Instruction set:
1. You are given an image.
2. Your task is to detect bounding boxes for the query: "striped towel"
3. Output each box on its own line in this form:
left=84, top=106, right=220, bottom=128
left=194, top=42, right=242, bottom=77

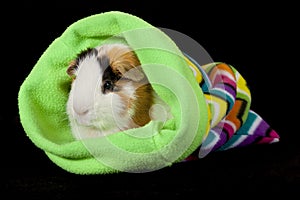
left=184, top=54, right=280, bottom=160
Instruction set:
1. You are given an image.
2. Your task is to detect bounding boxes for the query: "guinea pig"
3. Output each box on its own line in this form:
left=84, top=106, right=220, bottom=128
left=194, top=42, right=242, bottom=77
left=66, top=43, right=171, bottom=139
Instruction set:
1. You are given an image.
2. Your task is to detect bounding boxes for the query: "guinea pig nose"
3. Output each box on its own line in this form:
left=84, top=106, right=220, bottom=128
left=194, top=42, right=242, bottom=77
left=73, top=107, right=89, bottom=116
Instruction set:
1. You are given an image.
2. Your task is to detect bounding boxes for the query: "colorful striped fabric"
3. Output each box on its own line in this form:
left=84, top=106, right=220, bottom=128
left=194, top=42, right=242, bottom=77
left=184, top=54, right=280, bottom=160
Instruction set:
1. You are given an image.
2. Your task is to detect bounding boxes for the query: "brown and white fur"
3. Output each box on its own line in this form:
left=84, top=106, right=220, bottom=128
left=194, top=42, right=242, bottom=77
left=66, top=43, right=171, bottom=139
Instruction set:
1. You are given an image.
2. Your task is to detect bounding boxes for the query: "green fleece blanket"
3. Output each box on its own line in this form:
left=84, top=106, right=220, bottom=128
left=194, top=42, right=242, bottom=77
left=18, top=11, right=279, bottom=174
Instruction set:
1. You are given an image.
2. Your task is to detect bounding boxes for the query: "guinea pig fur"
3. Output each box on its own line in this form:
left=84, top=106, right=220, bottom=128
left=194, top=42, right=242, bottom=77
left=66, top=43, right=171, bottom=139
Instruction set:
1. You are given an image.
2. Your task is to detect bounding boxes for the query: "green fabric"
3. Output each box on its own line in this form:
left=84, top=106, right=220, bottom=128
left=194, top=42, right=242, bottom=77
left=18, top=11, right=208, bottom=174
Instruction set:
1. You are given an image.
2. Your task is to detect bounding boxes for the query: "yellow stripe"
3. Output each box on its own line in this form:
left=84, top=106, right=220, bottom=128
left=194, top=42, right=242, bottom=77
left=184, top=56, right=203, bottom=84
left=236, top=73, right=250, bottom=96
left=204, top=93, right=228, bottom=127
left=203, top=103, right=212, bottom=140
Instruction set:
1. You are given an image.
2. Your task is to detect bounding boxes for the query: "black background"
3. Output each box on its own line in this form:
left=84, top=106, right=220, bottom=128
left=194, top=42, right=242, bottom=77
left=2, top=1, right=298, bottom=199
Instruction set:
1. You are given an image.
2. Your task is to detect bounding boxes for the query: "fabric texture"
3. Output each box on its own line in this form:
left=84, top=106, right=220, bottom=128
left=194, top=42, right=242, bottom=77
left=18, top=11, right=279, bottom=174
left=183, top=56, right=279, bottom=160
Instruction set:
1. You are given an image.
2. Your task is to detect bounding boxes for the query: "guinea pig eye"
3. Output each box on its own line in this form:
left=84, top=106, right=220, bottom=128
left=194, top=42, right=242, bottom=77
left=103, top=80, right=114, bottom=93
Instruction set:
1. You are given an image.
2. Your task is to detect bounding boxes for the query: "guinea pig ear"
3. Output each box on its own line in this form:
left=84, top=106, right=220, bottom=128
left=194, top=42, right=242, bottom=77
left=116, top=65, right=145, bottom=82
left=66, top=60, right=77, bottom=79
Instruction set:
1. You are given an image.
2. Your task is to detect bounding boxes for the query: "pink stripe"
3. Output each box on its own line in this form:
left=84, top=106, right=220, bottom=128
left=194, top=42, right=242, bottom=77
left=223, top=122, right=235, bottom=138
left=269, top=130, right=280, bottom=139
left=212, top=75, right=236, bottom=87
left=257, top=137, right=275, bottom=144
left=217, top=121, right=236, bottom=139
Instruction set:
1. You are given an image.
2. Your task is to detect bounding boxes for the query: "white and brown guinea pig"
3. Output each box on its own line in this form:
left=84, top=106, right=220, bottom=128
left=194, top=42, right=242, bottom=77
left=66, top=43, right=171, bottom=139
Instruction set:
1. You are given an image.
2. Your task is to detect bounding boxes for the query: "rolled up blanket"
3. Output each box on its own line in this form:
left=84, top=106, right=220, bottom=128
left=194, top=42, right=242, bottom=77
left=183, top=58, right=280, bottom=160
left=18, top=11, right=279, bottom=174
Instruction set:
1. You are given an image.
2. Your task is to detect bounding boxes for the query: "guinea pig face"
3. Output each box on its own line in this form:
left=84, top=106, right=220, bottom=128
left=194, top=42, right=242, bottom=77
left=66, top=44, right=154, bottom=138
